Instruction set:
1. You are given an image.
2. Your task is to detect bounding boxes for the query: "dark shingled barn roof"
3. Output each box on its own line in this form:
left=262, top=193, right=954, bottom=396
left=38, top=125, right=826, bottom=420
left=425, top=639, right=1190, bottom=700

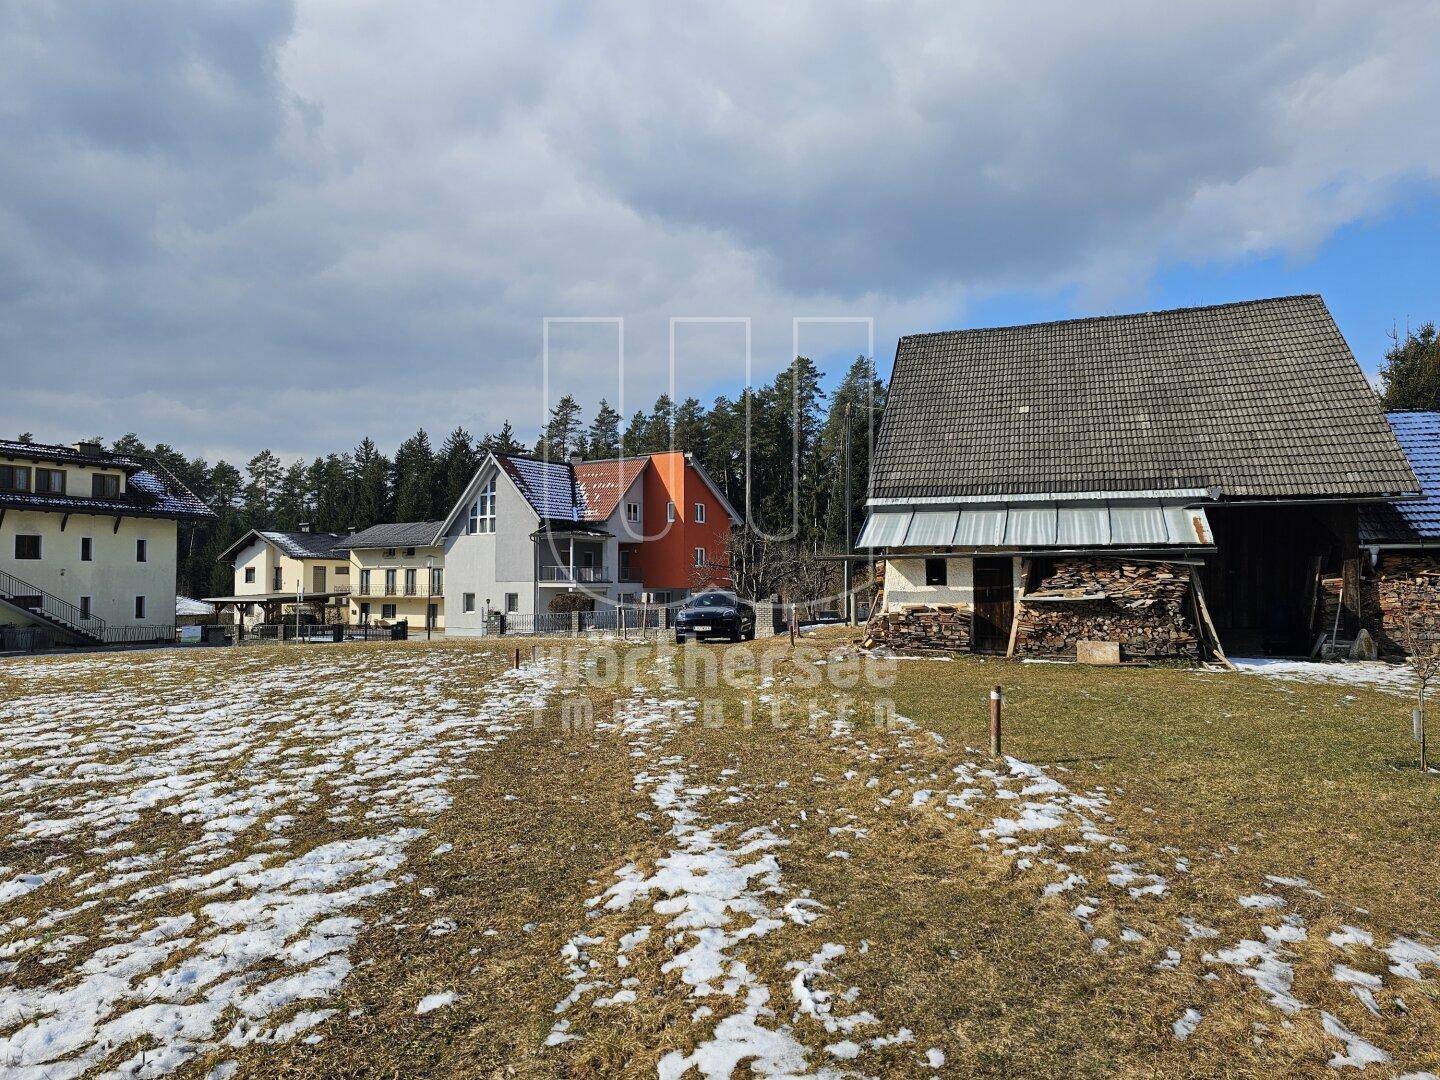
left=869, top=295, right=1420, bottom=503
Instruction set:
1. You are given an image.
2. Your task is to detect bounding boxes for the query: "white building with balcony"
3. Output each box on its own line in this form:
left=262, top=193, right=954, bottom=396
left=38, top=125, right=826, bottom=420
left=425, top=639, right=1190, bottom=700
left=0, top=438, right=214, bottom=645
left=438, top=452, right=649, bottom=634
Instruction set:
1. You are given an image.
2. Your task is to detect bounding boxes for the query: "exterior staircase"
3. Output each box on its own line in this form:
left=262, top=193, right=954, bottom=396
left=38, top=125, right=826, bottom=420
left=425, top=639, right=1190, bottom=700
left=0, top=567, right=107, bottom=645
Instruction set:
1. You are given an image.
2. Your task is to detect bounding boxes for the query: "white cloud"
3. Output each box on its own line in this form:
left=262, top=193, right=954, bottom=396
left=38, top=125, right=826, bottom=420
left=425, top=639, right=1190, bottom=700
left=0, top=0, right=1437, bottom=459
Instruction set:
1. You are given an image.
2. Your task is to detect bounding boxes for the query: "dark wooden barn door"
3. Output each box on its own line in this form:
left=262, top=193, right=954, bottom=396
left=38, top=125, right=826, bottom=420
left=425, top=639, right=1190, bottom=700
left=1197, top=505, right=1355, bottom=656
left=973, top=558, right=1014, bottom=654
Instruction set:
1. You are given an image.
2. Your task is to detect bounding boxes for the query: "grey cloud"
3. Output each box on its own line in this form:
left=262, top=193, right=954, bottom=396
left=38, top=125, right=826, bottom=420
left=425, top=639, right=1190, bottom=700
left=0, top=1, right=1436, bottom=460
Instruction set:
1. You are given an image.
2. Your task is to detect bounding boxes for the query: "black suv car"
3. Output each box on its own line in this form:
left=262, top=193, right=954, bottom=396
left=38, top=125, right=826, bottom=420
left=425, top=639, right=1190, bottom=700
left=674, top=591, right=756, bottom=643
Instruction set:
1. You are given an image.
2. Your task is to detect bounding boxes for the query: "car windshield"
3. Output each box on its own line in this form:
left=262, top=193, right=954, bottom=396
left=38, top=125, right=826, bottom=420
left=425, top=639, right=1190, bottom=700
left=689, top=592, right=734, bottom=607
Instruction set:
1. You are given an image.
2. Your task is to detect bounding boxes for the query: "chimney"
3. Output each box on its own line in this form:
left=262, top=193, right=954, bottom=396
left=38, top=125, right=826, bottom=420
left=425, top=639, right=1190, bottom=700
left=568, top=449, right=583, bottom=467
left=73, top=440, right=103, bottom=457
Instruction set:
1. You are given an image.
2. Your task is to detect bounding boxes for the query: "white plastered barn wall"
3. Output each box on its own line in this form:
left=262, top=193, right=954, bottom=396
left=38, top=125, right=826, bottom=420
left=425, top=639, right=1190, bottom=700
left=881, top=556, right=1024, bottom=612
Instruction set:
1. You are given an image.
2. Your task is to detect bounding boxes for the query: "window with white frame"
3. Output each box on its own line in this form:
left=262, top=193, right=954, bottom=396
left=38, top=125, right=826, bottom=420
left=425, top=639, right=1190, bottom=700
left=666, top=501, right=676, bottom=522
left=477, top=476, right=496, bottom=532
left=694, top=501, right=706, bottom=523
left=625, top=501, right=640, bottom=523
left=693, top=547, right=706, bottom=567
left=463, top=592, right=476, bottom=613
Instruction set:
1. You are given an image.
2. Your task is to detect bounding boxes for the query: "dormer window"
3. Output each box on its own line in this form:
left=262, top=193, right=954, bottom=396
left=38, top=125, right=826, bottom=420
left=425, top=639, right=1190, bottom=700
left=91, top=473, right=121, bottom=499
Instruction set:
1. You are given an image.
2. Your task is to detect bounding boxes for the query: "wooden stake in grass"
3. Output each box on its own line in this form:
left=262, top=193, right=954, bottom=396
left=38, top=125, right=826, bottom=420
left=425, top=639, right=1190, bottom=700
left=514, top=646, right=520, bottom=669
left=990, top=684, right=1003, bottom=757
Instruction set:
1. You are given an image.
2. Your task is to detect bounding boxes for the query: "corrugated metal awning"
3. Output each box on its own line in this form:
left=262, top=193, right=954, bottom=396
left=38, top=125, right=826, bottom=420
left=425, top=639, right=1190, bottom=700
left=856, top=501, right=1212, bottom=550
left=855, top=509, right=913, bottom=548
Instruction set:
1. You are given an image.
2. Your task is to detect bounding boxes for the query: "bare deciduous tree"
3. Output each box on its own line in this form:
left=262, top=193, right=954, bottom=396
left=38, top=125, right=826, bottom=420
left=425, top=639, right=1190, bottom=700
left=1399, top=611, right=1440, bottom=774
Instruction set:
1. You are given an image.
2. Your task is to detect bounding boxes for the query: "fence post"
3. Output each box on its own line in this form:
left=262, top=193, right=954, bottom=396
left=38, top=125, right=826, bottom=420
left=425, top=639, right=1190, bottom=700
left=571, top=610, right=580, bottom=636
left=990, top=685, right=1003, bottom=757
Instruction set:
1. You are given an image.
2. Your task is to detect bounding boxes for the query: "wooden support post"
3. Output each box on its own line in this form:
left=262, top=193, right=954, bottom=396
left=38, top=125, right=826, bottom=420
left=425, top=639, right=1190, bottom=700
left=789, top=605, right=797, bottom=645
left=990, top=685, right=1002, bottom=757
left=513, top=646, right=520, bottom=669
left=1189, top=567, right=1235, bottom=671
left=1006, top=558, right=1027, bottom=658
left=1339, top=503, right=1363, bottom=637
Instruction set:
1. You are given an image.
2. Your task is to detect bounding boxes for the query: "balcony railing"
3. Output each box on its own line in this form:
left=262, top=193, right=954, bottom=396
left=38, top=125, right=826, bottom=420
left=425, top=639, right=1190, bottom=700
left=353, top=583, right=441, bottom=598
left=539, top=565, right=612, bottom=583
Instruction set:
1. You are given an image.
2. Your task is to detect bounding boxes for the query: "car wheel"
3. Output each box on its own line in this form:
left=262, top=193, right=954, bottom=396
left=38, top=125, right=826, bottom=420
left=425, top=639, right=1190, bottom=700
left=730, top=625, right=742, bottom=643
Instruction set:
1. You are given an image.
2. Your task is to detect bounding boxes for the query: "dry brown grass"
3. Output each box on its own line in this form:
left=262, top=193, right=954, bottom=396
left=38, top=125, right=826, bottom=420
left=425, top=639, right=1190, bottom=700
left=2, top=634, right=1438, bottom=1077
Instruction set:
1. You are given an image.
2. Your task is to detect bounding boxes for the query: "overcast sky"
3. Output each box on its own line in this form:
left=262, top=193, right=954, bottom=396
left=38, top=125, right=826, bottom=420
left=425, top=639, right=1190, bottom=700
left=3, top=1, right=1439, bottom=464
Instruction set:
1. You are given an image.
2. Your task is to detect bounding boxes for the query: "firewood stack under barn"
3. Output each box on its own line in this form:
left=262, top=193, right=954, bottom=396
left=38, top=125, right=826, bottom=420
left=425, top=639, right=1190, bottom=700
left=864, top=605, right=972, bottom=651
left=1015, top=558, right=1199, bottom=661
left=1347, top=554, right=1440, bottom=656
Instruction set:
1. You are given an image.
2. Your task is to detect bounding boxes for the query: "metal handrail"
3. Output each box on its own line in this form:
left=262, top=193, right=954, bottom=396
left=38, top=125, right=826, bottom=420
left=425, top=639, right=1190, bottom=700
left=354, top=583, right=440, bottom=598
left=0, top=567, right=108, bottom=637
left=539, top=565, right=611, bottom=583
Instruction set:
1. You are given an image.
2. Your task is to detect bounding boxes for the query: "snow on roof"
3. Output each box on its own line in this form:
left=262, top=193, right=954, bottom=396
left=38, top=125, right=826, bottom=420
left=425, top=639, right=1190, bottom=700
left=257, top=530, right=351, bottom=558
left=497, top=455, right=587, bottom=520
left=175, top=596, right=215, bottom=617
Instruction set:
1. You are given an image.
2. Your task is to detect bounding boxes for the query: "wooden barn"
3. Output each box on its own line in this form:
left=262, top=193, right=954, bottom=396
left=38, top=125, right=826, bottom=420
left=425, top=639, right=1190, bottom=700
left=860, top=295, right=1421, bottom=661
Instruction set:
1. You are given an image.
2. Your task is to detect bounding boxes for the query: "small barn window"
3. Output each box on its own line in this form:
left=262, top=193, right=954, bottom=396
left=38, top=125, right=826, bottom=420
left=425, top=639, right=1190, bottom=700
left=924, top=558, right=947, bottom=586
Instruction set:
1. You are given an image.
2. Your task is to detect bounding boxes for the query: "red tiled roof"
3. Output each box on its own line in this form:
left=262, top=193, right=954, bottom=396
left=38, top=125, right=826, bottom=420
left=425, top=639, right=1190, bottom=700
left=574, top=458, right=648, bottom=521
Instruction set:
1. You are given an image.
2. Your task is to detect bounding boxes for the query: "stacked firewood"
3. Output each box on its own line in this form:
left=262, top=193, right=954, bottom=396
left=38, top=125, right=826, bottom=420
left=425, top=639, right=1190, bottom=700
left=1359, top=554, right=1440, bottom=656
left=864, top=604, right=971, bottom=651
left=1016, top=558, right=1198, bottom=661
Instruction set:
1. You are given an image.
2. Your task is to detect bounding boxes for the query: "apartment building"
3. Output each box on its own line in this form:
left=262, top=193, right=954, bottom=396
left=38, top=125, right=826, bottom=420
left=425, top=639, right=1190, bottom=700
left=0, top=438, right=214, bottom=644
left=343, top=521, right=445, bottom=630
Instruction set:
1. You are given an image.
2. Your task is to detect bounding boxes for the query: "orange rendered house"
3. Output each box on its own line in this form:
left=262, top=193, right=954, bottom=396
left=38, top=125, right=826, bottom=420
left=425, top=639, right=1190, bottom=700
left=574, top=451, right=741, bottom=604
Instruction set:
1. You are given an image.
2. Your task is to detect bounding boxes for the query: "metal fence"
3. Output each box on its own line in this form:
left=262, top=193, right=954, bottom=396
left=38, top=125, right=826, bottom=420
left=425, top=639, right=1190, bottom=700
left=481, top=606, right=668, bottom=638
left=0, top=626, right=58, bottom=652
left=99, top=624, right=177, bottom=645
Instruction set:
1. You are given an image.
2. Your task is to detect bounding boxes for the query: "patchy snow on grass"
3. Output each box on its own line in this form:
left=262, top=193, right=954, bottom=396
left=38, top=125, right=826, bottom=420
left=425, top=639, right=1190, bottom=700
left=1231, top=658, right=1417, bottom=696
left=547, top=665, right=907, bottom=1078
left=1172, top=1008, right=1203, bottom=1041
left=0, top=647, right=558, bottom=1078
left=785, top=687, right=1440, bottom=1075
left=415, top=991, right=456, bottom=1015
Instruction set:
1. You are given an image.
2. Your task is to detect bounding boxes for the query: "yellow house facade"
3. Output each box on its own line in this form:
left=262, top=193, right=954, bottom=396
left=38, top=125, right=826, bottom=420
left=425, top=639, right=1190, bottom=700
left=212, top=528, right=352, bottom=629
left=0, top=438, right=214, bottom=644
left=344, top=521, right=445, bottom=630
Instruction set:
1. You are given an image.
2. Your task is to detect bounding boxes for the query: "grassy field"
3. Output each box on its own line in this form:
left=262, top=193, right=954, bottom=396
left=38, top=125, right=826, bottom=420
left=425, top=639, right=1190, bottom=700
left=1, top=633, right=1437, bottom=1078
